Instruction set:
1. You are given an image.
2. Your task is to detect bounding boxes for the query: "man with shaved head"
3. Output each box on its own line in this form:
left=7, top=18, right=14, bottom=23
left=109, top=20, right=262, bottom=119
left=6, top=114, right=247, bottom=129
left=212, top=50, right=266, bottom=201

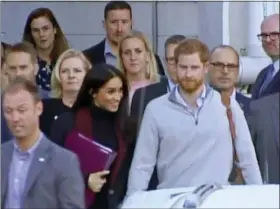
left=208, top=45, right=251, bottom=116
left=251, top=13, right=280, bottom=99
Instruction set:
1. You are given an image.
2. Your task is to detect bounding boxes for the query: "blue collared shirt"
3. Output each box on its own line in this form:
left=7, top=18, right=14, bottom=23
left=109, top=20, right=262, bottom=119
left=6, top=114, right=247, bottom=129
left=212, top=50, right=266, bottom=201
left=104, top=39, right=117, bottom=66
left=175, top=84, right=207, bottom=119
left=5, top=134, right=43, bottom=208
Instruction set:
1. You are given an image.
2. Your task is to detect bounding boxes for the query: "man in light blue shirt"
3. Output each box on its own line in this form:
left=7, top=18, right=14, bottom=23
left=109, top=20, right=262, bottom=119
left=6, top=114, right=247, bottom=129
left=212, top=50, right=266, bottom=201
left=5, top=135, right=42, bottom=208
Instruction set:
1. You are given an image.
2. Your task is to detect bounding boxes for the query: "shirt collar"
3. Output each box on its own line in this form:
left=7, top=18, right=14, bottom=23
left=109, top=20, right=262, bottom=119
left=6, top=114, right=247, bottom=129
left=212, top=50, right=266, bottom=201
left=104, top=39, right=116, bottom=57
left=174, top=84, right=207, bottom=108
left=168, top=79, right=176, bottom=91
left=14, top=132, right=43, bottom=155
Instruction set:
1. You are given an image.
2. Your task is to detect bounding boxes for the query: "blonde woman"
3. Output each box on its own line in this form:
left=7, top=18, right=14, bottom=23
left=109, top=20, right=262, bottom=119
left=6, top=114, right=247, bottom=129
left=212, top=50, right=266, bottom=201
left=117, top=30, right=161, bottom=108
left=40, top=49, right=91, bottom=137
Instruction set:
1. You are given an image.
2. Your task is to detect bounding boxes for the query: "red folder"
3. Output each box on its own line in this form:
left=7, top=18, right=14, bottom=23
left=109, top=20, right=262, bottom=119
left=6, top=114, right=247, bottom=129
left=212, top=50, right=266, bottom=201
left=65, top=130, right=117, bottom=207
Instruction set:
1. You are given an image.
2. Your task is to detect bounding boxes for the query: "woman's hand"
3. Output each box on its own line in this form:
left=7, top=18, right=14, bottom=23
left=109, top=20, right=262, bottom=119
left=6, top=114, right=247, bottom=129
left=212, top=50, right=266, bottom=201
left=88, top=170, right=110, bottom=193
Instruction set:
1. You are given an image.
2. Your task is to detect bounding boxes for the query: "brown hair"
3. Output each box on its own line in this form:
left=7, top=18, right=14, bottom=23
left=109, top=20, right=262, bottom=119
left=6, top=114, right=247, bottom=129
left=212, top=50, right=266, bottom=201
left=2, top=76, right=41, bottom=102
left=22, top=7, right=70, bottom=63
left=174, top=39, right=210, bottom=64
left=5, top=42, right=38, bottom=64
left=104, top=1, right=132, bottom=19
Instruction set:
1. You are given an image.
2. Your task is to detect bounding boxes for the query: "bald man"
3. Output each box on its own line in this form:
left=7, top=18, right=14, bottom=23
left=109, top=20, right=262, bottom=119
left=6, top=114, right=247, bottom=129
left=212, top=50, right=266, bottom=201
left=208, top=45, right=251, bottom=116
left=251, top=13, right=280, bottom=100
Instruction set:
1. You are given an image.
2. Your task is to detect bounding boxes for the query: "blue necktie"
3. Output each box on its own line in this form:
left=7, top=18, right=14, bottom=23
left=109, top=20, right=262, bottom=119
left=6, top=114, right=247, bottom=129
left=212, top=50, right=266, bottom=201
left=259, top=64, right=274, bottom=95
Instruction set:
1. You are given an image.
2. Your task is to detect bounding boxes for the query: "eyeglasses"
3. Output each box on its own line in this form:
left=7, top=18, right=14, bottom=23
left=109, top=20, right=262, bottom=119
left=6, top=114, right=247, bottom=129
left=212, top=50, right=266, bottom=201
left=210, top=62, right=239, bottom=72
left=257, top=32, right=280, bottom=41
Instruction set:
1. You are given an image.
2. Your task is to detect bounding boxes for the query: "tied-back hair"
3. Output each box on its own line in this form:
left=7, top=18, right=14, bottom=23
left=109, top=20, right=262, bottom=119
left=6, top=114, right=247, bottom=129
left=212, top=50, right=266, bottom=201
left=72, top=63, right=130, bottom=136
left=22, top=7, right=70, bottom=63
left=51, top=49, right=92, bottom=98
left=117, top=30, right=160, bottom=83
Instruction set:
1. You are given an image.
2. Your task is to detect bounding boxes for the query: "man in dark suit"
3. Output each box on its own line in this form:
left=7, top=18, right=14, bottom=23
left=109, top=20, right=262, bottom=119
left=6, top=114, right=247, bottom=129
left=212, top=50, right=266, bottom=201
left=251, top=14, right=279, bottom=100
left=128, top=35, right=186, bottom=190
left=1, top=77, right=85, bottom=208
left=249, top=93, right=279, bottom=184
left=83, top=1, right=165, bottom=75
left=208, top=45, right=251, bottom=116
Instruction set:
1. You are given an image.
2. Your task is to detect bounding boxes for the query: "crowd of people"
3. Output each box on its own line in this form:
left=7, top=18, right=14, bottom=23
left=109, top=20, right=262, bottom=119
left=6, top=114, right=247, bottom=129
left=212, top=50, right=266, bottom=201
left=1, top=1, right=279, bottom=209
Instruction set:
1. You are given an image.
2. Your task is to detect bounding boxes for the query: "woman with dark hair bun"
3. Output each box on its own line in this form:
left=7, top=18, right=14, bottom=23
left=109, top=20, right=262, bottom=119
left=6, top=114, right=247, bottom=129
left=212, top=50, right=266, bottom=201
left=23, top=7, right=70, bottom=91
left=50, top=63, right=132, bottom=209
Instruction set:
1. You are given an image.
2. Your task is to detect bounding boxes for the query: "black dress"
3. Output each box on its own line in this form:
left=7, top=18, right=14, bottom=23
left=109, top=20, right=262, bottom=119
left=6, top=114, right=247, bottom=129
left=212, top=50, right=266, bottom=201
left=49, top=104, right=130, bottom=209
left=40, top=98, right=71, bottom=138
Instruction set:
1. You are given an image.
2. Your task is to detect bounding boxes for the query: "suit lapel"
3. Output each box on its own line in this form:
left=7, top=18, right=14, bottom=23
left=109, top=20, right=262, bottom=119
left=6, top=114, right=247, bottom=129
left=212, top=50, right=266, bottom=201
left=253, top=69, right=267, bottom=98
left=23, top=137, right=51, bottom=197
left=100, top=39, right=106, bottom=63
left=264, top=70, right=280, bottom=95
left=1, top=142, right=14, bottom=205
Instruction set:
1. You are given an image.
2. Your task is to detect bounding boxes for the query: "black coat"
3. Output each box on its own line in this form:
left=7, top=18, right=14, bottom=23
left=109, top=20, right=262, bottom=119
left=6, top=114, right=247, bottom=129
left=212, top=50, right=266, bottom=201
left=50, top=109, right=132, bottom=209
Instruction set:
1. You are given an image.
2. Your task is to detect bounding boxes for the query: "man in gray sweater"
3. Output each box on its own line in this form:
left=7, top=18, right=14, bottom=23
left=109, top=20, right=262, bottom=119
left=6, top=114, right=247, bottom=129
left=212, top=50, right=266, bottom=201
left=126, top=39, right=263, bottom=197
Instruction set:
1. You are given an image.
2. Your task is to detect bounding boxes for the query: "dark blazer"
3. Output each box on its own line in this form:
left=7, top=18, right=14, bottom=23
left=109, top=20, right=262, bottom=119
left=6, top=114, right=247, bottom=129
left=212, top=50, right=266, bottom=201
left=249, top=93, right=279, bottom=184
left=130, top=76, right=169, bottom=132
left=251, top=65, right=280, bottom=100
left=40, top=98, right=71, bottom=138
left=236, top=92, right=251, bottom=117
left=1, top=135, right=85, bottom=208
left=128, top=76, right=169, bottom=191
left=83, top=39, right=166, bottom=76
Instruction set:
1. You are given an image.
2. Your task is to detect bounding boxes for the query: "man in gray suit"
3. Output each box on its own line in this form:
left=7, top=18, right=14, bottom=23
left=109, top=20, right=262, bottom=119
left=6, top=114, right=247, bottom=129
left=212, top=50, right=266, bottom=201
left=249, top=92, right=279, bottom=184
left=1, top=77, right=85, bottom=208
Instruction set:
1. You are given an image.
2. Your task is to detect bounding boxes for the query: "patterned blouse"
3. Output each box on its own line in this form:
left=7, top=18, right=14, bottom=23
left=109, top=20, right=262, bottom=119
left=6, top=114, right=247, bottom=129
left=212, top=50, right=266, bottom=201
left=36, top=57, right=54, bottom=91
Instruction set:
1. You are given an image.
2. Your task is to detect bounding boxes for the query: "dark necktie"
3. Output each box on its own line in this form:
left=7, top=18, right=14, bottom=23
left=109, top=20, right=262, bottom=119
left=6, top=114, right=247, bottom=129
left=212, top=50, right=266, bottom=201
left=259, top=64, right=275, bottom=95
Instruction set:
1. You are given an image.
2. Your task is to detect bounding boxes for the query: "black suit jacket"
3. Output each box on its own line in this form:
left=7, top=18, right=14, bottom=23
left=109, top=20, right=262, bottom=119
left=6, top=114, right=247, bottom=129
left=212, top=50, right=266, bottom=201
left=128, top=76, right=169, bottom=190
left=83, top=39, right=165, bottom=76
left=249, top=93, right=279, bottom=184
left=251, top=65, right=280, bottom=100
